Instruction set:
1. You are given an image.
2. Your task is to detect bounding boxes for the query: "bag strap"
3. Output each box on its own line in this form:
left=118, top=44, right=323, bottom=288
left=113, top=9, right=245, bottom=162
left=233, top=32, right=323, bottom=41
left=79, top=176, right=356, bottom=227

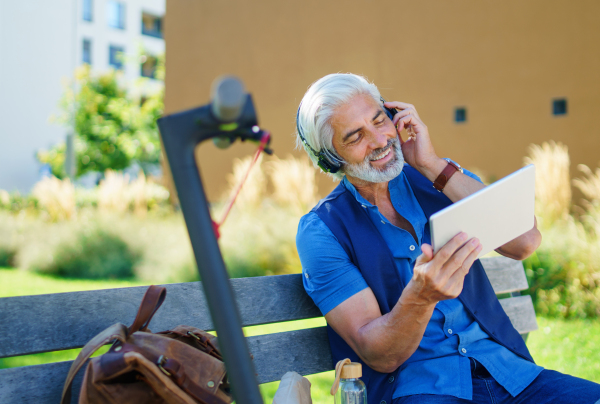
left=60, top=323, right=128, bottom=404
left=129, top=285, right=167, bottom=334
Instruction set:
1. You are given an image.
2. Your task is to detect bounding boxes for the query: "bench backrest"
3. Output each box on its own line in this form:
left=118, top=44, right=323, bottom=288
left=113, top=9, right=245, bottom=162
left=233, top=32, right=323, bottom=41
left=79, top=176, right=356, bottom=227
left=0, top=256, right=536, bottom=403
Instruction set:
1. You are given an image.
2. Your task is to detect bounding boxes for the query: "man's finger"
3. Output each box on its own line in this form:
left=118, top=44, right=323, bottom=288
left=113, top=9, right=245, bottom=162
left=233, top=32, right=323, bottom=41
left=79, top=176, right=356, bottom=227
left=394, top=112, right=415, bottom=127
left=432, top=232, right=469, bottom=266
left=415, top=243, right=434, bottom=267
left=461, top=243, right=483, bottom=274
left=395, top=115, right=416, bottom=131
left=447, top=242, right=482, bottom=285
left=440, top=238, right=480, bottom=280
left=395, top=115, right=425, bottom=133
left=390, top=106, right=420, bottom=122
left=384, top=101, right=415, bottom=111
left=391, top=107, right=414, bottom=120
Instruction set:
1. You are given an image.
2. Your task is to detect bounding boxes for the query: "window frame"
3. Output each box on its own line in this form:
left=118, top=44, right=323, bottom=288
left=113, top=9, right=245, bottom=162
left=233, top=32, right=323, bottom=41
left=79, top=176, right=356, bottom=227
left=454, top=107, right=467, bottom=123
left=107, top=0, right=126, bottom=30
left=552, top=98, right=567, bottom=116
left=141, top=12, right=163, bottom=39
left=82, top=0, right=93, bottom=22
left=140, top=54, right=158, bottom=79
left=82, top=38, right=92, bottom=65
left=109, top=45, right=125, bottom=70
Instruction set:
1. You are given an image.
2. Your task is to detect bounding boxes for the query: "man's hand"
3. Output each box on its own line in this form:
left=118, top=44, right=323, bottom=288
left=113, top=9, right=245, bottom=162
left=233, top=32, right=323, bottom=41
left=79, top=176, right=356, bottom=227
left=383, top=101, right=443, bottom=177
left=405, top=233, right=482, bottom=305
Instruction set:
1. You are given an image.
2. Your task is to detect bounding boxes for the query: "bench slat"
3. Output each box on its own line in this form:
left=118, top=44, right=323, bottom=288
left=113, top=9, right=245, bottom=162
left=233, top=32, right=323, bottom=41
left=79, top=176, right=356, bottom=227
left=0, top=257, right=530, bottom=358
left=0, top=327, right=333, bottom=404
left=480, top=256, right=529, bottom=294
left=0, top=274, right=320, bottom=358
left=250, top=327, right=332, bottom=383
left=0, top=360, right=72, bottom=404
left=498, top=295, right=538, bottom=334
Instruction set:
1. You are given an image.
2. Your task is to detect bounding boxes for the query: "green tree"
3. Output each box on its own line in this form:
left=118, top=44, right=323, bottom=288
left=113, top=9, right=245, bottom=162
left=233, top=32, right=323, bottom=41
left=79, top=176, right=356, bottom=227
left=39, top=62, right=164, bottom=178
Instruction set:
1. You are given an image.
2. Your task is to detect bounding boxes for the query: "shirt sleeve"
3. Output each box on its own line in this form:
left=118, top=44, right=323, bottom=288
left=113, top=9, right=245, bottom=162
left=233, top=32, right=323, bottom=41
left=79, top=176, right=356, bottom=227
left=296, top=212, right=368, bottom=316
left=462, top=167, right=484, bottom=184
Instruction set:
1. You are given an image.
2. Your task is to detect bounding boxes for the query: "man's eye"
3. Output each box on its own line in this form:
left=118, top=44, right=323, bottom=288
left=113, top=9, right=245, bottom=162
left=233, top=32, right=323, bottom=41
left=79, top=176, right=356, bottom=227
left=348, top=134, right=362, bottom=145
left=375, top=119, right=385, bottom=125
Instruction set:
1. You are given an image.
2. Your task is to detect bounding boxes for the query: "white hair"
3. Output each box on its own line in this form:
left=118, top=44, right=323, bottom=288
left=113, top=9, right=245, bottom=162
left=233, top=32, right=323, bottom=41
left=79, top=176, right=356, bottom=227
left=296, top=73, right=383, bottom=179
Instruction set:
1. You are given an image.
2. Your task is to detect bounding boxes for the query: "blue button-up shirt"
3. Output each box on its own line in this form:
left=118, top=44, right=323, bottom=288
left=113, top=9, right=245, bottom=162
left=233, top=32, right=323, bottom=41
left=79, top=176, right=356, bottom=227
left=296, top=170, right=542, bottom=400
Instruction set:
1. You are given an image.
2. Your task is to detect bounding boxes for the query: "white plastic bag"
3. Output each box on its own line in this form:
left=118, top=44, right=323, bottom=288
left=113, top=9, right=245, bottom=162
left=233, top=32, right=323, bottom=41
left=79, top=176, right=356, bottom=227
left=272, top=371, right=313, bottom=404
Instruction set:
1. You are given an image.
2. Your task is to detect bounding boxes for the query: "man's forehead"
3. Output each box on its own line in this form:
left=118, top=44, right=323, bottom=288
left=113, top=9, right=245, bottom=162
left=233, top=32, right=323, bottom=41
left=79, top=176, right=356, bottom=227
left=331, top=95, right=382, bottom=135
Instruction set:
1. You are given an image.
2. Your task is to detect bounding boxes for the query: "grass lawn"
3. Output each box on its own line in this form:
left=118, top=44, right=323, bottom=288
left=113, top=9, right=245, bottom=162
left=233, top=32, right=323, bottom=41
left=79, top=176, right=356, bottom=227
left=0, top=267, right=149, bottom=297
left=1, top=267, right=599, bottom=403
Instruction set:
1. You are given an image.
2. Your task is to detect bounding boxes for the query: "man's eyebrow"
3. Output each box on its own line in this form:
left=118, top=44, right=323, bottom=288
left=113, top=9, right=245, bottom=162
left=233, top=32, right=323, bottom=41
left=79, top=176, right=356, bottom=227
left=342, top=127, right=362, bottom=142
left=342, top=110, right=384, bottom=142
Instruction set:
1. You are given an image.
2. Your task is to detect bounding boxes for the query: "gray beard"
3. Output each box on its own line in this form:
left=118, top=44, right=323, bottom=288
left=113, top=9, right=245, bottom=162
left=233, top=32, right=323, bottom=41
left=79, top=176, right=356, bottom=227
left=342, top=137, right=404, bottom=183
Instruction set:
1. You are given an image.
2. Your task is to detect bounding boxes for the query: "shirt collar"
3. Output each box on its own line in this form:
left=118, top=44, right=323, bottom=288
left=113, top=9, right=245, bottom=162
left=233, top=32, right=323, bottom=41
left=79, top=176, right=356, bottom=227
left=341, top=173, right=403, bottom=207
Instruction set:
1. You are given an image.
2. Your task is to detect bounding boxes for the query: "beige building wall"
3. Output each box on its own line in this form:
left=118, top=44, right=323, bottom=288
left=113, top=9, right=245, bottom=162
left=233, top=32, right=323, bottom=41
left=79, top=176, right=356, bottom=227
left=164, top=0, right=600, bottom=201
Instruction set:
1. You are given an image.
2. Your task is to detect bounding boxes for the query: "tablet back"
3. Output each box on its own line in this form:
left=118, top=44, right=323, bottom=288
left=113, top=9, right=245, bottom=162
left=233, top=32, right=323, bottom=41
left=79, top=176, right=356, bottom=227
left=430, top=164, right=536, bottom=258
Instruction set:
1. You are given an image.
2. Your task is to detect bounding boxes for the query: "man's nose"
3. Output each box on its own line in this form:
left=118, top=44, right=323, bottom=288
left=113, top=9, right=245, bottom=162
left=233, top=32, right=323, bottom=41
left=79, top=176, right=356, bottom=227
left=368, top=129, right=389, bottom=150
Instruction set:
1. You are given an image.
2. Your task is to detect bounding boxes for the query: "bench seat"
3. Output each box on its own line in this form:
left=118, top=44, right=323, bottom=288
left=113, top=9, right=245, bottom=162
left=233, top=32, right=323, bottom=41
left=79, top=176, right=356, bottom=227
left=0, top=256, right=537, bottom=403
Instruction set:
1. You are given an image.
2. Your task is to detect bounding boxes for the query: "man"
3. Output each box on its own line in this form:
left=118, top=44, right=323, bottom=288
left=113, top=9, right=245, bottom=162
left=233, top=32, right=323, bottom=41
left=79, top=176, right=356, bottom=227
left=295, top=73, right=600, bottom=404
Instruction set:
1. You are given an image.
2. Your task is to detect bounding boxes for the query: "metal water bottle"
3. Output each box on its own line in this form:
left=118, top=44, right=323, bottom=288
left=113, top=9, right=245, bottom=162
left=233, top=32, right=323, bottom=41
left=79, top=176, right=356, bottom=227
left=331, top=359, right=367, bottom=404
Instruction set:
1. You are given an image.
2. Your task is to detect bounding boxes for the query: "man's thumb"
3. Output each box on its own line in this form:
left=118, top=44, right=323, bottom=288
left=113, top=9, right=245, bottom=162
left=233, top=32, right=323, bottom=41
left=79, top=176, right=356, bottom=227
left=416, top=243, right=434, bottom=266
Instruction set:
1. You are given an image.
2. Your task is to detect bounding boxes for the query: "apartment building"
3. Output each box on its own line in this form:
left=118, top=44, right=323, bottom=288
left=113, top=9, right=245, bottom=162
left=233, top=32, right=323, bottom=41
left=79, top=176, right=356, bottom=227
left=0, top=0, right=164, bottom=192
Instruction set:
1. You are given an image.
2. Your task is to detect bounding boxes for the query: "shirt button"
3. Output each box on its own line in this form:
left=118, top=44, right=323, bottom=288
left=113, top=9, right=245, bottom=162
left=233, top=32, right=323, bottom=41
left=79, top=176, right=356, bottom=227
left=380, top=401, right=387, bottom=404
left=409, top=245, right=416, bottom=251
left=361, top=204, right=367, bottom=208
left=381, top=220, right=385, bottom=224
left=388, top=376, right=395, bottom=383
left=304, top=273, right=309, bottom=279
left=448, top=329, right=453, bottom=334
left=461, top=348, right=467, bottom=354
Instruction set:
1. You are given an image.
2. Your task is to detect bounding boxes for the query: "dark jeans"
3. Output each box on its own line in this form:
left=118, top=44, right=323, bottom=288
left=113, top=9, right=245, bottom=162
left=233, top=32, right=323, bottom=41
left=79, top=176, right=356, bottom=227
left=393, top=359, right=600, bottom=404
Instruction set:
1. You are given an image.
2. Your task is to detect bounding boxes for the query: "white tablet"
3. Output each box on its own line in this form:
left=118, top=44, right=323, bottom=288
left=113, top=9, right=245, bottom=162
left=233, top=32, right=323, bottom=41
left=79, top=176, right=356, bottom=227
left=429, top=164, right=536, bottom=258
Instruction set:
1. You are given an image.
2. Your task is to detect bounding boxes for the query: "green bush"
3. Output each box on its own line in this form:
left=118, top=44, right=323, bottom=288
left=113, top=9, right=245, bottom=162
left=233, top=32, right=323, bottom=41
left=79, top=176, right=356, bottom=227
left=36, top=229, right=139, bottom=279
left=523, top=216, right=600, bottom=319
left=0, top=245, right=16, bottom=267
left=524, top=249, right=600, bottom=319
left=0, top=192, right=38, bottom=213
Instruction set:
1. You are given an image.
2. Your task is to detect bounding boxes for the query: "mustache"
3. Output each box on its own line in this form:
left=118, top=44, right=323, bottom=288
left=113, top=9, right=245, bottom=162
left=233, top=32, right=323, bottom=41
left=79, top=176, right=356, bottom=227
left=367, top=138, right=398, bottom=161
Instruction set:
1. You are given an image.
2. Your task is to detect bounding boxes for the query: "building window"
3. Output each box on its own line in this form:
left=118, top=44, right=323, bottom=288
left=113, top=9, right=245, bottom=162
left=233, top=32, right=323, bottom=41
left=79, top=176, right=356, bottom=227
left=82, top=0, right=93, bottom=22
left=142, top=12, right=163, bottom=39
left=455, top=107, right=467, bottom=123
left=140, top=55, right=158, bottom=79
left=553, top=99, right=567, bottom=116
left=82, top=39, right=92, bottom=65
left=109, top=45, right=125, bottom=70
left=107, top=1, right=126, bottom=29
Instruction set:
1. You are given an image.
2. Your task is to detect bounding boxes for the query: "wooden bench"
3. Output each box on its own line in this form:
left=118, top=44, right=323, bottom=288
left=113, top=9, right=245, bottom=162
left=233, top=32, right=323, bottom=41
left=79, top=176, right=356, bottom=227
left=0, top=256, right=537, bottom=403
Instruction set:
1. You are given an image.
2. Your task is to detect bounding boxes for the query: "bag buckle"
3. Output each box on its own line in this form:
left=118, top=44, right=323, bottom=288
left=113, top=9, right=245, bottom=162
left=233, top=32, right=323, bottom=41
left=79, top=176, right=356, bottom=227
left=186, top=331, right=201, bottom=341
left=157, top=355, right=171, bottom=376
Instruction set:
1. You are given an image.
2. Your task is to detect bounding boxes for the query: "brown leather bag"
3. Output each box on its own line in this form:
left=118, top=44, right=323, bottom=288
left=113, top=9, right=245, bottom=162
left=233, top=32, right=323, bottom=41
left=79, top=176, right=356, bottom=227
left=60, top=285, right=233, bottom=404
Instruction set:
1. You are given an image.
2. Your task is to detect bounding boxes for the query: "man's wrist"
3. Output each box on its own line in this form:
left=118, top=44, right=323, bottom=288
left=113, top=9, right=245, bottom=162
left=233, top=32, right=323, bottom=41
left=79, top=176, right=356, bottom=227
left=399, top=280, right=439, bottom=310
left=418, top=158, right=448, bottom=183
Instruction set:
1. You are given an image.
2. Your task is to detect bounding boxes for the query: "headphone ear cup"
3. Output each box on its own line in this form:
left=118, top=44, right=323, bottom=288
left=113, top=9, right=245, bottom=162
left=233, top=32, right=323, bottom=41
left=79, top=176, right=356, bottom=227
left=385, top=108, right=395, bottom=121
left=297, top=103, right=342, bottom=174
left=316, top=151, right=341, bottom=174
left=381, top=97, right=397, bottom=121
